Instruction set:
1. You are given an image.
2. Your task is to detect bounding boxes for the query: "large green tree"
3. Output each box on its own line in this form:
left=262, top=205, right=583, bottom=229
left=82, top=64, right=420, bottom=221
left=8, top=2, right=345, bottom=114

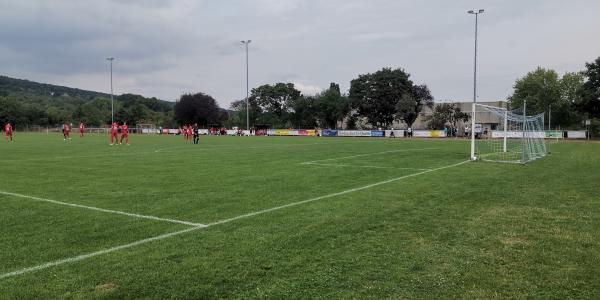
left=349, top=68, right=413, bottom=127
left=423, top=103, right=470, bottom=130
left=509, top=67, right=583, bottom=127
left=509, top=67, right=561, bottom=112
left=251, top=83, right=300, bottom=118
left=174, top=92, right=222, bottom=126
left=396, top=84, right=434, bottom=128
left=288, top=96, right=317, bottom=129
left=229, top=98, right=263, bottom=128
left=314, top=83, right=350, bottom=129
left=579, top=57, right=600, bottom=119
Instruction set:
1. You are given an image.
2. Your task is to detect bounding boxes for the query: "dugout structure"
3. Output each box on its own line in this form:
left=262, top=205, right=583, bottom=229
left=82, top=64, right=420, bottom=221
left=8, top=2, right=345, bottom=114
left=473, top=102, right=547, bottom=164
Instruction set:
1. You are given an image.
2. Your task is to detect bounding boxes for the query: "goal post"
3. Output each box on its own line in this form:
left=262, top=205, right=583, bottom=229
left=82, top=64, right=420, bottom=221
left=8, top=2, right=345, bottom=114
left=472, top=102, right=547, bottom=164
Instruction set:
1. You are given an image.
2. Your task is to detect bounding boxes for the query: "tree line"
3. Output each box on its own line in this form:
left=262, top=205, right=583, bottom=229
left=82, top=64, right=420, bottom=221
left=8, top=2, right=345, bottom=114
left=0, top=76, right=175, bottom=129
left=507, top=57, right=600, bottom=135
left=179, top=68, right=437, bottom=130
left=3, top=57, right=599, bottom=135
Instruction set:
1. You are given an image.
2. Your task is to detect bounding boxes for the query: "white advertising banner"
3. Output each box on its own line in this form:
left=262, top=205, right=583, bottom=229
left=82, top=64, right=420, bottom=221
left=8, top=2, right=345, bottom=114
left=412, top=130, right=446, bottom=138
left=492, top=131, right=546, bottom=138
left=337, top=130, right=372, bottom=137
left=567, top=131, right=587, bottom=139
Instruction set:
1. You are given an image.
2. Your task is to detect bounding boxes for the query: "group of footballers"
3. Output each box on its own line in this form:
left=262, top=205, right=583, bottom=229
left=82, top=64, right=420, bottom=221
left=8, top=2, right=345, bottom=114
left=61, top=122, right=86, bottom=140
left=64, top=121, right=130, bottom=145
left=181, top=124, right=200, bottom=144
left=3, top=121, right=131, bottom=145
left=110, top=121, right=129, bottom=145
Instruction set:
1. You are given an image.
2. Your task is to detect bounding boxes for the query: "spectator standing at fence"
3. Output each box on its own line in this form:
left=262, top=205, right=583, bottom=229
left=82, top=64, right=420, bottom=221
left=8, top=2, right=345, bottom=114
left=79, top=122, right=85, bottom=137
left=119, top=122, right=129, bottom=145
left=407, top=127, right=412, bottom=138
left=110, top=122, right=119, bottom=145
left=4, top=122, right=13, bottom=142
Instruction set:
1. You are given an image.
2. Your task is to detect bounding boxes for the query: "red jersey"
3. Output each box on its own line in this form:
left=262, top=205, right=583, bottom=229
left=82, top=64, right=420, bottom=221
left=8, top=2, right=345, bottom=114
left=120, top=125, right=129, bottom=134
left=79, top=123, right=84, bottom=131
left=111, top=123, right=118, bottom=134
left=63, top=124, right=70, bottom=132
left=4, top=124, right=12, bottom=133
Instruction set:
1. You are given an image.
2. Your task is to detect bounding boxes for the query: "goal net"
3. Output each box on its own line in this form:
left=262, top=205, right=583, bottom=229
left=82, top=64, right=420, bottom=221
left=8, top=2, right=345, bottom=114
left=474, top=104, right=547, bottom=164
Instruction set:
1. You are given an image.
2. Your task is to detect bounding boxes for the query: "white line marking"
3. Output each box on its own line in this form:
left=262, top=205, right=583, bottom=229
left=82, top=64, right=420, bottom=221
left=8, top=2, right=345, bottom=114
left=0, top=191, right=206, bottom=227
left=302, top=147, right=439, bottom=164
left=302, top=162, right=432, bottom=171
left=0, top=160, right=468, bottom=280
left=0, top=226, right=200, bottom=280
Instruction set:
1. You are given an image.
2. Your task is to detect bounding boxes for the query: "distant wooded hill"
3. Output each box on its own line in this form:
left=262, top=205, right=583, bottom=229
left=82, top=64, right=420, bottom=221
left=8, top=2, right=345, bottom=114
left=0, top=75, right=175, bottom=128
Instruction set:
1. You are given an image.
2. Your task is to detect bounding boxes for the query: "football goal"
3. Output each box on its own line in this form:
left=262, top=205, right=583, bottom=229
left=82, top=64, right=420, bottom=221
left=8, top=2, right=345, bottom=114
left=472, top=103, right=547, bottom=164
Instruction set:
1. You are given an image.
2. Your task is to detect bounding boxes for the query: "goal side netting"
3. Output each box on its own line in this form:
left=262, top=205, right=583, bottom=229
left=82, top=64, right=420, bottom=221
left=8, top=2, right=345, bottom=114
left=474, top=104, right=547, bottom=164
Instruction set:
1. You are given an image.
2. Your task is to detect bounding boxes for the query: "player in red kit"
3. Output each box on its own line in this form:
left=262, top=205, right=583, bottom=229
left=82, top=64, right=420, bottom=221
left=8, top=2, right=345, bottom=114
left=62, top=123, right=71, bottom=140
left=79, top=122, right=85, bottom=137
left=110, top=122, right=119, bottom=145
left=119, top=122, right=129, bottom=145
left=183, top=125, right=190, bottom=141
left=4, top=123, right=13, bottom=142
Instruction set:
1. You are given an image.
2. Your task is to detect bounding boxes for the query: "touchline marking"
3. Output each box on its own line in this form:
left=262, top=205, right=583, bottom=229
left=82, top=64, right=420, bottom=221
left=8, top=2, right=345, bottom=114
left=0, top=191, right=206, bottom=227
left=0, top=160, right=468, bottom=280
left=302, top=162, right=432, bottom=171
left=301, top=147, right=439, bottom=164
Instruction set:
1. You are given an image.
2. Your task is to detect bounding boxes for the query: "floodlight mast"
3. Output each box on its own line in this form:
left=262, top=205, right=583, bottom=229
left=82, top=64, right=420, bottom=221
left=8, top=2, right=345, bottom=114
left=468, top=9, right=484, bottom=161
left=106, top=57, right=115, bottom=124
left=241, top=40, right=251, bottom=134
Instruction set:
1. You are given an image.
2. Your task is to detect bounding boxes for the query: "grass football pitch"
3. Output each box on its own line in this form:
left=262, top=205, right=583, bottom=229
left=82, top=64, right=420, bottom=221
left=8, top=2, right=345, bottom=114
left=0, top=133, right=599, bottom=299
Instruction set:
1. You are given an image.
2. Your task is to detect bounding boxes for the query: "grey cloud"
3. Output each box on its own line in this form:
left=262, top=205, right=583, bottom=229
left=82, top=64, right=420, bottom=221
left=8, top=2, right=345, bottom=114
left=0, top=0, right=599, bottom=107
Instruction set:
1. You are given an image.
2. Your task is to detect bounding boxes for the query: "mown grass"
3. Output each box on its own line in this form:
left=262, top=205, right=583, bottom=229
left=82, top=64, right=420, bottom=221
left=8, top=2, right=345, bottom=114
left=0, top=133, right=598, bottom=299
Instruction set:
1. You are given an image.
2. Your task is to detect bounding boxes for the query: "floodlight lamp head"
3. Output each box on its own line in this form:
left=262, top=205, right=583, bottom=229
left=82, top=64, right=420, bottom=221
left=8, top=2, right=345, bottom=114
left=479, top=9, right=485, bottom=13
left=468, top=10, right=474, bottom=14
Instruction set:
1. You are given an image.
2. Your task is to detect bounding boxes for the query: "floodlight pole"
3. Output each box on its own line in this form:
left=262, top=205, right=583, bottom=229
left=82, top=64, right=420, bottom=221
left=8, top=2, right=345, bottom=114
left=106, top=57, right=115, bottom=124
left=241, top=40, right=251, bottom=134
left=522, top=100, right=527, bottom=164
left=468, top=9, right=484, bottom=161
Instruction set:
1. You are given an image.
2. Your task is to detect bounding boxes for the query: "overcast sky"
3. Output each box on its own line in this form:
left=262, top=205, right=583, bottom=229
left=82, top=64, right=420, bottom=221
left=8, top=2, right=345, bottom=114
left=1, top=0, right=599, bottom=107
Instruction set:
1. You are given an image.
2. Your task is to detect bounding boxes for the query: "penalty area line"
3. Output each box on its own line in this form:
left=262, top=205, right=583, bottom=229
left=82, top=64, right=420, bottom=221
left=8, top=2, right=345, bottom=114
left=0, top=191, right=206, bottom=227
left=0, top=160, right=468, bottom=280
